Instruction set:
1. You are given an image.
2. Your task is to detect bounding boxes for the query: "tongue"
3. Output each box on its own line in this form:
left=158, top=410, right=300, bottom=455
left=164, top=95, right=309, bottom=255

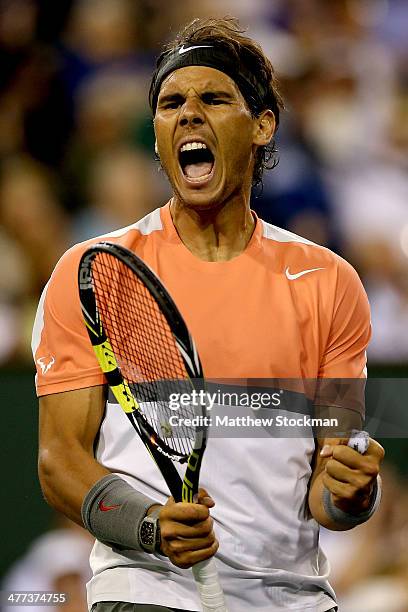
left=184, top=161, right=213, bottom=179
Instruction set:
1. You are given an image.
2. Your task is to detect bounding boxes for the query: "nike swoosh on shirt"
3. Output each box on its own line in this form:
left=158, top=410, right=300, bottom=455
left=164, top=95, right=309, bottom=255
left=98, top=500, right=121, bottom=512
left=178, top=44, right=212, bottom=55
left=285, top=267, right=324, bottom=280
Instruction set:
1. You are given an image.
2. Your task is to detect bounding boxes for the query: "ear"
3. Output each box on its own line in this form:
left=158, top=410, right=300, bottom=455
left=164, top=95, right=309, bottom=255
left=253, top=110, right=276, bottom=147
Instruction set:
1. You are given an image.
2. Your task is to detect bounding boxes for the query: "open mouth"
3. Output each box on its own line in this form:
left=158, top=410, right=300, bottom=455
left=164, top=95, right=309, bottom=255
left=178, top=142, right=215, bottom=181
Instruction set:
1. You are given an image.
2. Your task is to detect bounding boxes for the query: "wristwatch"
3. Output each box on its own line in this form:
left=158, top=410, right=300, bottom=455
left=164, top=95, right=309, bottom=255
left=139, top=506, right=161, bottom=553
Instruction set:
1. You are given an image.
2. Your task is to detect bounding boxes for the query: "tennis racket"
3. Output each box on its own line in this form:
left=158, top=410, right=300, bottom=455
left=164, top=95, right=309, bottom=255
left=78, top=241, right=227, bottom=612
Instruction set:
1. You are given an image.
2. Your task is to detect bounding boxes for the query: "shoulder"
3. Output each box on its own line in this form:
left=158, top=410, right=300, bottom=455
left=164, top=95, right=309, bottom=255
left=259, top=218, right=361, bottom=286
left=53, top=207, right=164, bottom=277
left=37, top=206, right=165, bottom=320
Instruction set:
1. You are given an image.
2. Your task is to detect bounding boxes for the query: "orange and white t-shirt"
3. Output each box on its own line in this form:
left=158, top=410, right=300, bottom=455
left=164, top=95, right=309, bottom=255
left=32, top=203, right=370, bottom=612
left=33, top=203, right=369, bottom=392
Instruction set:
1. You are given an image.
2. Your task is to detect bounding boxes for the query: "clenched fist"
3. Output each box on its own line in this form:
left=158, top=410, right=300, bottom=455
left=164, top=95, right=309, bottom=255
left=320, top=437, right=385, bottom=514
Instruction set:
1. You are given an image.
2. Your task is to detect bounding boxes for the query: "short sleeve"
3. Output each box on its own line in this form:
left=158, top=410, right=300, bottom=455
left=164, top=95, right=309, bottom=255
left=314, top=258, right=371, bottom=420
left=31, top=245, right=105, bottom=396
left=319, top=257, right=371, bottom=378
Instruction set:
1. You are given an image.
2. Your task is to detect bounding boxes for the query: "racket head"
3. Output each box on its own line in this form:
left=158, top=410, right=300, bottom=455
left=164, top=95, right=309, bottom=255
left=78, top=242, right=208, bottom=462
left=78, top=244, right=227, bottom=610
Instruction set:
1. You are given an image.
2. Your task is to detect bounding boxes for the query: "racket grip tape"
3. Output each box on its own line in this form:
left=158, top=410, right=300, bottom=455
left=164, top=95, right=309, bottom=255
left=192, top=558, right=228, bottom=612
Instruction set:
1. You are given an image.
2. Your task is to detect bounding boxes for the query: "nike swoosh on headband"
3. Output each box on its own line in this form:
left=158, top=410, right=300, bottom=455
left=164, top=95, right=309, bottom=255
left=285, top=267, right=325, bottom=280
left=178, top=44, right=213, bottom=55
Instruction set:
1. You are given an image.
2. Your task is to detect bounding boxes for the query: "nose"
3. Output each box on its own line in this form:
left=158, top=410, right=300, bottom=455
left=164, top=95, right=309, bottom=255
left=179, top=97, right=205, bottom=127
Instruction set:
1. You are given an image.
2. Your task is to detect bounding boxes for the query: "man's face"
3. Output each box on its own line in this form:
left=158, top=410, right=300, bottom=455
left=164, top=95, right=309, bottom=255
left=154, top=66, right=261, bottom=209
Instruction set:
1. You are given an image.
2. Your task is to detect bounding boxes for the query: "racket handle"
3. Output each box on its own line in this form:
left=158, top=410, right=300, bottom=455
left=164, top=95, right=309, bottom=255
left=192, top=558, right=228, bottom=612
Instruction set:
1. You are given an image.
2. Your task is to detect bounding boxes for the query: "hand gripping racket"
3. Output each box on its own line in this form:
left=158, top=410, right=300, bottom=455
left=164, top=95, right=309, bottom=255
left=78, top=242, right=227, bottom=612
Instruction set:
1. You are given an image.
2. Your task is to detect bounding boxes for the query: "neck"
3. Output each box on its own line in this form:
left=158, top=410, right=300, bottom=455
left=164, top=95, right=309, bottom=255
left=169, top=193, right=255, bottom=262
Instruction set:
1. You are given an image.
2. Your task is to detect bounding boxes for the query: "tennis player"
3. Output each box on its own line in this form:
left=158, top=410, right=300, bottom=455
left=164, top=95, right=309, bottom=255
left=33, top=17, right=384, bottom=612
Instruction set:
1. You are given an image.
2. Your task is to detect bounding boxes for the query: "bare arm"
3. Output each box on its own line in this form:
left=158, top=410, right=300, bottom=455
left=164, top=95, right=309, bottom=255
left=38, top=385, right=110, bottom=525
left=38, top=386, right=218, bottom=566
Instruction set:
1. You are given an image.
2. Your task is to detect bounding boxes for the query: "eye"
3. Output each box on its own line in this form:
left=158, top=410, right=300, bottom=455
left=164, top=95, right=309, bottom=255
left=163, top=101, right=181, bottom=109
left=158, top=96, right=184, bottom=110
left=202, top=95, right=226, bottom=105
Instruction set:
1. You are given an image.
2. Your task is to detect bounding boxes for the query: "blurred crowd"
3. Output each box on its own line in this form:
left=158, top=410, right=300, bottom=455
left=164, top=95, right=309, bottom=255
left=0, top=3, right=407, bottom=610
left=0, top=0, right=407, bottom=365
left=320, top=462, right=408, bottom=612
left=1, top=515, right=94, bottom=612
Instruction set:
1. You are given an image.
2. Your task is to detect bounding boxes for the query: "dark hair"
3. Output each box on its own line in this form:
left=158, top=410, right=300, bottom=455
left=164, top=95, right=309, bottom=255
left=152, top=17, right=284, bottom=188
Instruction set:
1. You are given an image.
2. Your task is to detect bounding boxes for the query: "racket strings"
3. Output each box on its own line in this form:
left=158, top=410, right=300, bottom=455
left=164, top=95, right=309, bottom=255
left=92, top=252, right=197, bottom=456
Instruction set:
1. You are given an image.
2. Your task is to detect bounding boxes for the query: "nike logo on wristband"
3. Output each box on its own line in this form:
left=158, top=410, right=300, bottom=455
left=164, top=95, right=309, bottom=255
left=98, top=500, right=121, bottom=512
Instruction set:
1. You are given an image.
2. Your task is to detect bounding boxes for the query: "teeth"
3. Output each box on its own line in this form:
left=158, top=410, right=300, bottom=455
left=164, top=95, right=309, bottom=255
left=180, top=142, right=207, bottom=153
